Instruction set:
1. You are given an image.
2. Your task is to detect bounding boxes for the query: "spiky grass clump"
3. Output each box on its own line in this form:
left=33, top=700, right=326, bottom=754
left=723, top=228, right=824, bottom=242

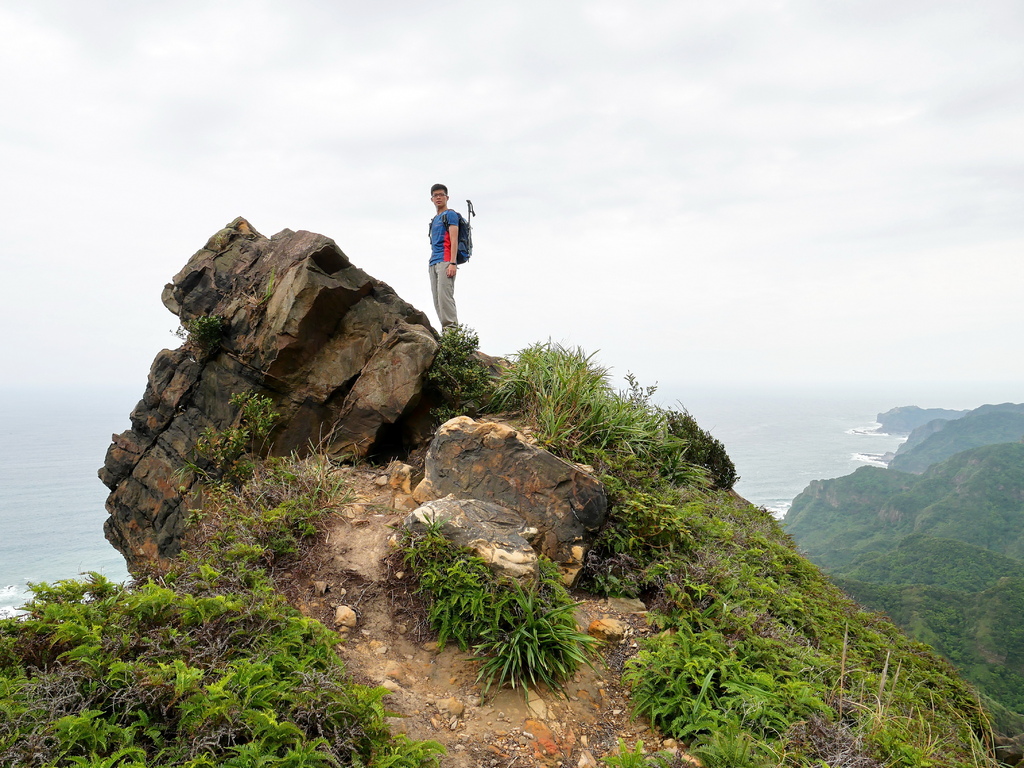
left=489, top=343, right=706, bottom=487
left=474, top=578, right=597, bottom=695
left=401, top=526, right=596, bottom=695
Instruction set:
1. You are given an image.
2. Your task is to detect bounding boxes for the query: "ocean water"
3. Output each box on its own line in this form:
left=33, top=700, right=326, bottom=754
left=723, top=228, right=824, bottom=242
left=1, top=381, right=1015, bottom=617
left=658, top=385, right=910, bottom=516
left=0, top=388, right=136, bottom=618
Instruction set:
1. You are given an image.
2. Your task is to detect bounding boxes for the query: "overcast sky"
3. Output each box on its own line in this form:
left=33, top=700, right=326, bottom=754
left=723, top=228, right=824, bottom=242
left=2, top=1, right=1021, bottom=400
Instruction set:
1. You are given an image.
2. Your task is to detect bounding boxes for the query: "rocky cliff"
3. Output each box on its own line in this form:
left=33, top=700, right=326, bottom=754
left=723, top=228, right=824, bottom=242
left=99, top=218, right=440, bottom=568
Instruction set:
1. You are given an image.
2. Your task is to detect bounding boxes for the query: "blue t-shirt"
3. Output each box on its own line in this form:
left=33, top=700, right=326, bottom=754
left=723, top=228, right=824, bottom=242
left=429, top=209, right=460, bottom=266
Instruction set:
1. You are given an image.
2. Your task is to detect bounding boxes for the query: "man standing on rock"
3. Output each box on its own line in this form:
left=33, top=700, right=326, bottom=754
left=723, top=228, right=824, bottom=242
left=428, top=183, right=461, bottom=330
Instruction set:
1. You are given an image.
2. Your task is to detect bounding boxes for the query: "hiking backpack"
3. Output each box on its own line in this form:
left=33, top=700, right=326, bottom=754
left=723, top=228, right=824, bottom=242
left=432, top=200, right=475, bottom=264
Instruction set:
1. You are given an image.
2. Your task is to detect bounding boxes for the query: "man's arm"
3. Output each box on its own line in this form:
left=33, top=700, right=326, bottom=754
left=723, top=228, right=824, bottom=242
left=446, top=223, right=459, bottom=278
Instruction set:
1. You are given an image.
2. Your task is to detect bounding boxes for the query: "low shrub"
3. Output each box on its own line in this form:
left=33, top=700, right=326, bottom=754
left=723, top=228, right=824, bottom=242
left=664, top=408, right=738, bottom=491
left=185, top=391, right=279, bottom=486
left=175, top=315, right=225, bottom=358
left=425, top=324, right=495, bottom=423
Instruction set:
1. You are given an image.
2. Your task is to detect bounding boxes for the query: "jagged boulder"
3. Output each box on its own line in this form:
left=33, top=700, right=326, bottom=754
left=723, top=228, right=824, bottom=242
left=100, top=217, right=439, bottom=569
left=404, top=499, right=540, bottom=581
left=413, top=417, right=608, bottom=582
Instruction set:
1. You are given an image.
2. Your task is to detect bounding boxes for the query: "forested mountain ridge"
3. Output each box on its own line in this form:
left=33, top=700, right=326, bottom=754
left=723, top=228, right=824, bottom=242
left=786, top=442, right=1024, bottom=568
left=889, top=405, right=1024, bottom=473
left=876, top=405, right=967, bottom=435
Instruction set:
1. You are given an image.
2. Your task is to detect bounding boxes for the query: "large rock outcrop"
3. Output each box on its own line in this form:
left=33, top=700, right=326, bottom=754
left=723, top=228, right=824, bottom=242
left=412, top=417, right=608, bottom=582
left=100, top=218, right=438, bottom=569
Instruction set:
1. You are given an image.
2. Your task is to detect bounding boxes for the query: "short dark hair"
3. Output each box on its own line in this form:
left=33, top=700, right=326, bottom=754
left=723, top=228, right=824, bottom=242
left=430, top=183, right=448, bottom=195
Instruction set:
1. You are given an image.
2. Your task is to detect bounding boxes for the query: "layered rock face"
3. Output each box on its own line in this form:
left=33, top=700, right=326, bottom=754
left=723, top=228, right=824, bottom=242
left=100, top=218, right=438, bottom=568
left=412, top=417, right=608, bottom=583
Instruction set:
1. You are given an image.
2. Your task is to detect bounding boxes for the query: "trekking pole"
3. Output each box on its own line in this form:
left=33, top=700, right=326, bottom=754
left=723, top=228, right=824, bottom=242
left=466, top=199, right=475, bottom=220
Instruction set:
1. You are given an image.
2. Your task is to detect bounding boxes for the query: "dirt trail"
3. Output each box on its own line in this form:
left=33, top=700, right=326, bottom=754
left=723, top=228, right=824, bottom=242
left=278, top=466, right=699, bottom=768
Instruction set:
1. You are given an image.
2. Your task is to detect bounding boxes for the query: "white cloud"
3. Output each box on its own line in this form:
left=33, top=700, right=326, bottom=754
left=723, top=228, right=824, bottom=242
left=0, top=0, right=1021, bottom=388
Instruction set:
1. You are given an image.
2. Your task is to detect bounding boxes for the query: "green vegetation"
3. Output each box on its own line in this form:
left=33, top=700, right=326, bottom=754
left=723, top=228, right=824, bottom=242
left=787, top=443, right=1024, bottom=567
left=889, top=408, right=1024, bottom=474
left=834, top=574, right=1024, bottom=734
left=1, top=340, right=1002, bottom=765
left=0, top=454, right=444, bottom=767
left=488, top=342, right=735, bottom=490
left=185, top=392, right=279, bottom=486
left=490, top=343, right=993, bottom=766
left=786, top=440, right=1024, bottom=731
left=876, top=405, right=967, bottom=436
left=175, top=315, right=226, bottom=358
left=424, top=324, right=495, bottom=423
left=400, top=525, right=596, bottom=695
left=840, top=533, right=1024, bottom=592
left=663, top=408, right=738, bottom=491
left=599, top=739, right=674, bottom=768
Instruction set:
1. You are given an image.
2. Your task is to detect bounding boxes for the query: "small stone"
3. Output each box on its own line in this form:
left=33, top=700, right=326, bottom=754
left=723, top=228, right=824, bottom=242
left=393, top=493, right=419, bottom=511
left=578, top=750, right=598, bottom=768
left=389, top=462, right=415, bottom=493
left=395, top=571, right=405, bottom=580
left=526, top=694, right=548, bottom=719
left=313, top=580, right=329, bottom=595
left=382, top=680, right=403, bottom=692
left=438, top=697, right=465, bottom=719
left=374, top=475, right=389, bottom=486
left=334, top=605, right=357, bottom=629
left=588, top=618, right=627, bottom=644
left=605, top=596, right=648, bottom=614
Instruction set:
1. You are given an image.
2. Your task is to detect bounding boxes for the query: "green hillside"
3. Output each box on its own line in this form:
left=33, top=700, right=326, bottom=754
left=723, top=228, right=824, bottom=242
left=889, top=407, right=1024, bottom=474
left=786, top=442, right=1024, bottom=568
left=840, top=532, right=1024, bottom=592
left=835, top=574, right=1024, bottom=733
left=876, top=405, right=967, bottom=435
left=786, top=441, right=1024, bottom=728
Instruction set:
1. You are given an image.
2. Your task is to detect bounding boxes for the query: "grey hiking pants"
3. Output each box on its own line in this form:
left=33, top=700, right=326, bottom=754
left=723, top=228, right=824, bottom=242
left=429, top=262, right=458, bottom=330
